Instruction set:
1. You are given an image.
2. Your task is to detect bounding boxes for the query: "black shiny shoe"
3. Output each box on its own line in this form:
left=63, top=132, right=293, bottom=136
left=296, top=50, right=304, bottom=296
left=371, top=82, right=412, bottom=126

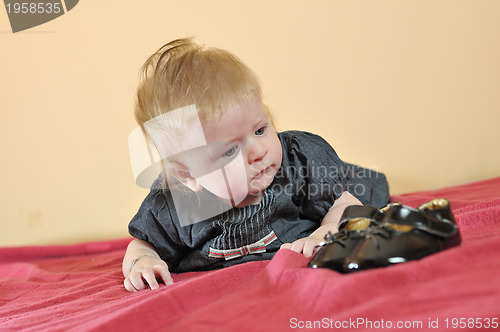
left=307, top=230, right=356, bottom=271
left=308, top=199, right=460, bottom=273
left=308, top=203, right=398, bottom=270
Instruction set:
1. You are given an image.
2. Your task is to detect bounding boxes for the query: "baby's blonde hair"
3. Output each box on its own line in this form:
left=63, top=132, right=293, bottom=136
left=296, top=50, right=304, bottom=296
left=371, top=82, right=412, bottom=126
left=134, top=38, right=269, bottom=187
left=135, top=38, right=264, bottom=133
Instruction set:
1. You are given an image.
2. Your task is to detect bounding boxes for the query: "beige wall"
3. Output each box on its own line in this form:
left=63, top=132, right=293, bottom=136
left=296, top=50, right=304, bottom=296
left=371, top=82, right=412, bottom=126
left=1, top=1, right=499, bottom=246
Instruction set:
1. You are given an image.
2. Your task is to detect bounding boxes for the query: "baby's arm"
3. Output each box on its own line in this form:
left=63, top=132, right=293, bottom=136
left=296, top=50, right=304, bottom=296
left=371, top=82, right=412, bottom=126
left=122, top=238, right=173, bottom=292
left=280, top=191, right=362, bottom=258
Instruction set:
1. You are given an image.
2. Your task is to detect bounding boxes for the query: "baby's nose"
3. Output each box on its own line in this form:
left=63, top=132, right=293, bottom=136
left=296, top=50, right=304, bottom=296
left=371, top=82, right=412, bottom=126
left=246, top=139, right=267, bottom=164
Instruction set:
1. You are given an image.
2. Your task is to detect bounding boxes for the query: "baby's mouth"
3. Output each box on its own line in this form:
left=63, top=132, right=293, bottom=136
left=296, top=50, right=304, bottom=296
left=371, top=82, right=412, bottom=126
left=252, top=167, right=269, bottom=180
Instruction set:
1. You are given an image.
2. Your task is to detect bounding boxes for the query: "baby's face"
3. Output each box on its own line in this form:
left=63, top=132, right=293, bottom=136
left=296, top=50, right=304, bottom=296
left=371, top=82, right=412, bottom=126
left=178, top=96, right=282, bottom=206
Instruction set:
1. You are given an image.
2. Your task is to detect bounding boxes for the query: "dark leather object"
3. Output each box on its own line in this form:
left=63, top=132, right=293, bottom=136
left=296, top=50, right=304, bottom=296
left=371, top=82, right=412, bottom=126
left=308, top=199, right=461, bottom=273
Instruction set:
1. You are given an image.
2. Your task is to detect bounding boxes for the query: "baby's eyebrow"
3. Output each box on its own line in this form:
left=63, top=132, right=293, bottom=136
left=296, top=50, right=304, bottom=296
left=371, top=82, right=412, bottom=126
left=166, top=141, right=240, bottom=176
left=167, top=145, right=211, bottom=163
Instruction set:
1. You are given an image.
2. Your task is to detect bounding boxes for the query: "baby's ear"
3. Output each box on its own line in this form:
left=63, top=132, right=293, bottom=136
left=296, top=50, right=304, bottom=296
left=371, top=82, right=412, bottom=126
left=167, top=161, right=203, bottom=192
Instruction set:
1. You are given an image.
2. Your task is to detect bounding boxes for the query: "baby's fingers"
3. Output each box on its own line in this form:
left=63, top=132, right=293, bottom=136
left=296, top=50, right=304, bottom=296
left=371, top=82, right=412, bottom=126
left=141, top=264, right=174, bottom=290
left=155, top=265, right=174, bottom=286
left=281, top=240, right=305, bottom=254
left=124, top=272, right=147, bottom=293
left=142, top=269, right=160, bottom=290
left=280, top=243, right=292, bottom=250
left=302, top=241, right=318, bottom=258
left=124, top=277, right=135, bottom=293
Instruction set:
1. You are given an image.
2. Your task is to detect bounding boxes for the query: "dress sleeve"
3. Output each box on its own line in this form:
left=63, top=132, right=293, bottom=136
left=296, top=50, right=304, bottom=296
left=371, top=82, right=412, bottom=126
left=128, top=185, right=188, bottom=268
left=279, top=131, right=349, bottom=221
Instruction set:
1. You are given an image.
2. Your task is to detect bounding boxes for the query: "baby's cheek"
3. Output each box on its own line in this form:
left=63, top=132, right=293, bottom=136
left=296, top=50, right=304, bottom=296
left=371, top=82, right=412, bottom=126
left=224, top=166, right=250, bottom=198
left=195, top=158, right=249, bottom=203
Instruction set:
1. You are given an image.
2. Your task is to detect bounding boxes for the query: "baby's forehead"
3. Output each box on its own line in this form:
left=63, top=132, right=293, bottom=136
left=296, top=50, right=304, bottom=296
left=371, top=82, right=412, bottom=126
left=146, top=96, right=264, bottom=155
left=163, top=111, right=227, bottom=156
left=169, top=140, right=232, bottom=161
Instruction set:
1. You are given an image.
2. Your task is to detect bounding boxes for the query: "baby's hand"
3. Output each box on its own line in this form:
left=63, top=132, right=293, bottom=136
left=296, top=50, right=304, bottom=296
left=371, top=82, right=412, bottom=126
left=280, top=233, right=325, bottom=258
left=124, top=255, right=173, bottom=293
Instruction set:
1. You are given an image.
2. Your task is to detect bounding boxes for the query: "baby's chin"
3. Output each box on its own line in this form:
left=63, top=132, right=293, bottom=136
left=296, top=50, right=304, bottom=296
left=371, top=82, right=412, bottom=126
left=233, top=192, right=264, bottom=207
left=207, top=173, right=277, bottom=207
left=226, top=185, right=269, bottom=207
left=209, top=189, right=261, bottom=207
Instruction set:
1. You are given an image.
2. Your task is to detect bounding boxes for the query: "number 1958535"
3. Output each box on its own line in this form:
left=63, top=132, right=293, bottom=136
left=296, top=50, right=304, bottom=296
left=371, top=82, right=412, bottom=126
left=5, top=2, right=62, bottom=14
left=444, top=317, right=498, bottom=329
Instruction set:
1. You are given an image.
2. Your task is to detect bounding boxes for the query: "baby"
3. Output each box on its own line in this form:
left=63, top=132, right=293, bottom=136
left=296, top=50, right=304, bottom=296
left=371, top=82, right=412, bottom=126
left=122, top=38, right=389, bottom=292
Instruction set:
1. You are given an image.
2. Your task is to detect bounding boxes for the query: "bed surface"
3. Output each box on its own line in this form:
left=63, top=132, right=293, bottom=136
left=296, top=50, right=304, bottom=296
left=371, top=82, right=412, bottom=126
left=1, top=177, right=499, bottom=331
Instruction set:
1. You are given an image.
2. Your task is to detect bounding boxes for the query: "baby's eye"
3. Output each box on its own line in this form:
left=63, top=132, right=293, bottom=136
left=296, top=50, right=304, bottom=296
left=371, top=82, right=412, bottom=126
left=223, top=146, right=238, bottom=157
left=255, top=126, right=267, bottom=136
